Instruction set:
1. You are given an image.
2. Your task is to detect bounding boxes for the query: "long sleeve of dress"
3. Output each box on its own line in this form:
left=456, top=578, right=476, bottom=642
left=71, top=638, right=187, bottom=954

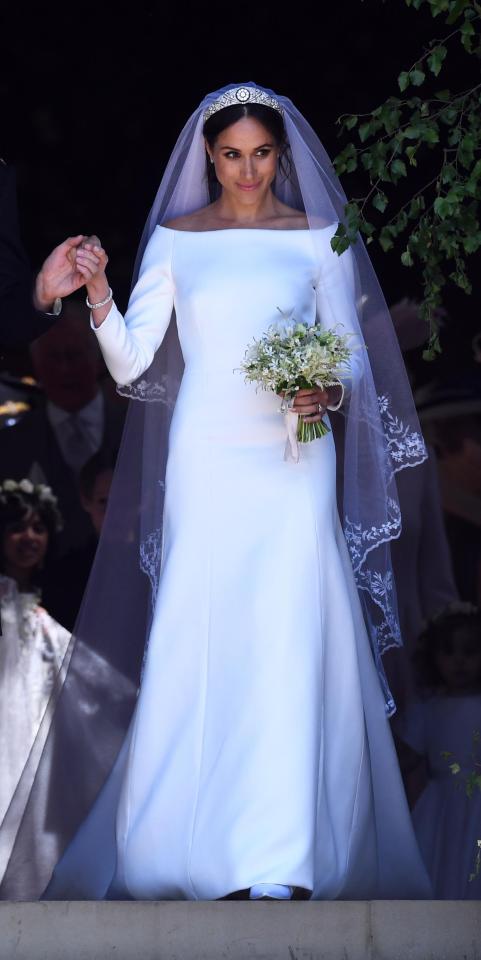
left=92, top=227, right=175, bottom=386
left=314, top=225, right=363, bottom=393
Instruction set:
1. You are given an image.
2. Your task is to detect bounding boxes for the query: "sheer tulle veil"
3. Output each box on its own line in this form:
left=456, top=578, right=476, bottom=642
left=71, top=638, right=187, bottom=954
left=0, top=81, right=426, bottom=898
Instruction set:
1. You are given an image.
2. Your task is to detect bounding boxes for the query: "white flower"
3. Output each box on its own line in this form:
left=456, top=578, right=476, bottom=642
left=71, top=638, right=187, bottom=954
left=18, top=479, right=34, bottom=494
left=239, top=310, right=357, bottom=402
left=2, top=479, right=17, bottom=492
left=37, top=485, right=56, bottom=504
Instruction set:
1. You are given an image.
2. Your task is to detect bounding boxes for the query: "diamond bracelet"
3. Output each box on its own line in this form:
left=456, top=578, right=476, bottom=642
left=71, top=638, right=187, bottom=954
left=86, top=287, right=113, bottom=310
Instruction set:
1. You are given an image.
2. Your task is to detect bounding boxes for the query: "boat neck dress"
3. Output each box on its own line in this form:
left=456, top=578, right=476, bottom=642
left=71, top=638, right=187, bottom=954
left=46, top=224, right=431, bottom=901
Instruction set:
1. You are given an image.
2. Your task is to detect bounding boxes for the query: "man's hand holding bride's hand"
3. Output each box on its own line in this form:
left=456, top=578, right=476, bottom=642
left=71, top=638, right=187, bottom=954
left=33, top=235, right=109, bottom=314
left=34, top=235, right=87, bottom=310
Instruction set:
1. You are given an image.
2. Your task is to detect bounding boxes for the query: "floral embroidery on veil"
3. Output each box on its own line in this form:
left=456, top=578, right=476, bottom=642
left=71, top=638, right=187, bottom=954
left=377, top=394, right=426, bottom=473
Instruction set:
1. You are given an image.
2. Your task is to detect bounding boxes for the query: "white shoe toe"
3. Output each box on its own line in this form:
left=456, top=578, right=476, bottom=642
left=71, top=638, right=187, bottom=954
left=249, top=883, right=293, bottom=900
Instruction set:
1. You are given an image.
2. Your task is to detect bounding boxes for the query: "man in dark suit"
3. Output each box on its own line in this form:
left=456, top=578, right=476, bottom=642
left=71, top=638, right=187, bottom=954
left=0, top=160, right=87, bottom=347
left=0, top=301, right=126, bottom=556
left=44, top=447, right=116, bottom=629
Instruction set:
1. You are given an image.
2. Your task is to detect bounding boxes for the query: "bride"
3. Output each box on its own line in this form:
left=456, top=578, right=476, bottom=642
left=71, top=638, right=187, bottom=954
left=0, top=82, right=431, bottom=901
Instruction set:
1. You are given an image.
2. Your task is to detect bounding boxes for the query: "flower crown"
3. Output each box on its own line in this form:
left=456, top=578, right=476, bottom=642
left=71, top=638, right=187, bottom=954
left=420, top=600, right=481, bottom=634
left=0, top=479, right=63, bottom=530
left=203, top=86, right=283, bottom=123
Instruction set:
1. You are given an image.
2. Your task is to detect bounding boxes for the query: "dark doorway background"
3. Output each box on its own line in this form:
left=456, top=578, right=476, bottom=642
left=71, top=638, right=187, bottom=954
left=1, top=0, right=479, bottom=375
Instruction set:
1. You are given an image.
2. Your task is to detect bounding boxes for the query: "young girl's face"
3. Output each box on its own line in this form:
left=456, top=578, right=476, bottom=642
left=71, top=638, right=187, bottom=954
left=434, top=626, right=481, bottom=693
left=2, top=509, right=49, bottom=583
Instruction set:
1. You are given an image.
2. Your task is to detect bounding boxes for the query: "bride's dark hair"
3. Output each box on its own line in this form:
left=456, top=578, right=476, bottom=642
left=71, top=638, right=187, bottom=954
left=203, top=103, right=292, bottom=200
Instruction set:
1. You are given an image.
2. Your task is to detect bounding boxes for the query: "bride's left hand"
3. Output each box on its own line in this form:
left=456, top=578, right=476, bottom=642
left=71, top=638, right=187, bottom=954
left=292, top=387, right=328, bottom=422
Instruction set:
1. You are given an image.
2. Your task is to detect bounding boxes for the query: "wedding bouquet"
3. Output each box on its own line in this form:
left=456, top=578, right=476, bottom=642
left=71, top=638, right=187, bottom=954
left=239, top=311, right=355, bottom=455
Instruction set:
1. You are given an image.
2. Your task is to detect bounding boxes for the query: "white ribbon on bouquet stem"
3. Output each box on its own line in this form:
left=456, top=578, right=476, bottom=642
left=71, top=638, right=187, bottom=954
left=284, top=410, right=300, bottom=463
left=279, top=391, right=300, bottom=463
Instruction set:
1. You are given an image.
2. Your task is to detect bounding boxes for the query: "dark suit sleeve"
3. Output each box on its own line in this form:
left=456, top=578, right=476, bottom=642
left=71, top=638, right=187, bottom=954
left=0, top=163, right=56, bottom=348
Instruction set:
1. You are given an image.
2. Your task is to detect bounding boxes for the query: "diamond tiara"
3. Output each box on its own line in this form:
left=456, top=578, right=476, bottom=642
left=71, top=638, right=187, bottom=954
left=203, top=87, right=283, bottom=123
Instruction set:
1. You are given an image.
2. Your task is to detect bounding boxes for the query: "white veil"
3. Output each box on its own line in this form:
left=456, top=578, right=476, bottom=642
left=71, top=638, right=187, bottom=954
left=0, top=81, right=426, bottom=899
left=121, top=81, right=427, bottom=707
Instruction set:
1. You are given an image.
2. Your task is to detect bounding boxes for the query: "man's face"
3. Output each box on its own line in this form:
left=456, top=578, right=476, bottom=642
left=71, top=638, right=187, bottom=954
left=435, top=627, right=481, bottom=693
left=81, top=469, right=113, bottom=537
left=32, top=316, right=100, bottom=412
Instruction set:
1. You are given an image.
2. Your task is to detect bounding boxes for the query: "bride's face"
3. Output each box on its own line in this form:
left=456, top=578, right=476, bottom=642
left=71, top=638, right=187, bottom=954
left=206, top=117, right=279, bottom=204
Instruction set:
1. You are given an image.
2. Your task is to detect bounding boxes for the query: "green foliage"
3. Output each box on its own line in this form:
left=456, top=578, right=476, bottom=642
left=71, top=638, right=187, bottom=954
left=333, top=0, right=481, bottom=358
left=443, top=731, right=481, bottom=881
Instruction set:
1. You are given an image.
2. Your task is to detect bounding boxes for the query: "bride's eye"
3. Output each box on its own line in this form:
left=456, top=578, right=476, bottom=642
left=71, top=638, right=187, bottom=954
left=222, top=149, right=272, bottom=160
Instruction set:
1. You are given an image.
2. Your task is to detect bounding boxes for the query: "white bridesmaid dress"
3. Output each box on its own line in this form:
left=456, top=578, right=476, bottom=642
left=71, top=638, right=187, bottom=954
left=0, top=576, right=71, bottom=880
left=46, top=224, right=431, bottom=901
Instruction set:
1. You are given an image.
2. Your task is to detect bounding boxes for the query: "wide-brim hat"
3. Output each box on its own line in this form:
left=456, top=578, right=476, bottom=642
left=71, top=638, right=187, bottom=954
left=415, top=371, right=481, bottom=422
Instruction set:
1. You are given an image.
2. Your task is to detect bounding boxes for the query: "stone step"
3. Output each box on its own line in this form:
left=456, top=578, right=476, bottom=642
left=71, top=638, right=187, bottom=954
left=0, top=900, right=479, bottom=960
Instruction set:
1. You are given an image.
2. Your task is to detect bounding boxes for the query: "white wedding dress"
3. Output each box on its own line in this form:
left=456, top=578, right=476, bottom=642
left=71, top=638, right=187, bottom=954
left=46, top=224, right=431, bottom=901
